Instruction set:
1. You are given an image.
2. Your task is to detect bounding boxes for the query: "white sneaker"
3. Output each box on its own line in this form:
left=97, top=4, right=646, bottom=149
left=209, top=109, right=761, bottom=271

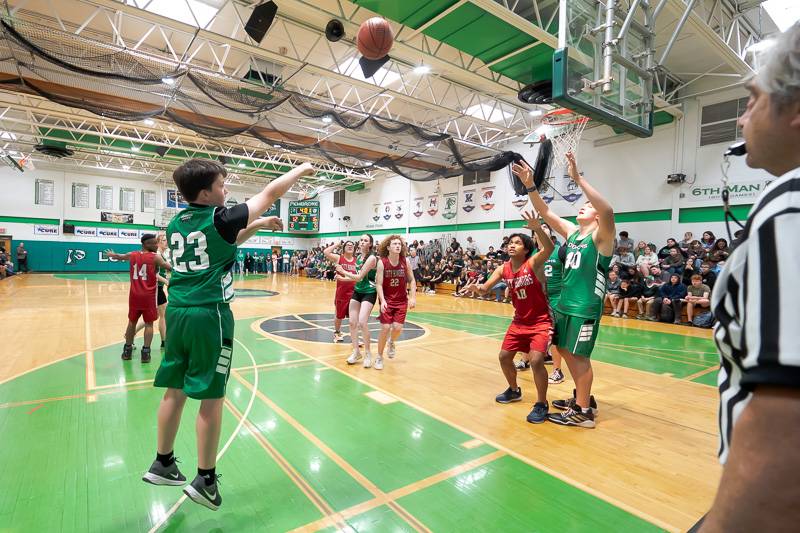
left=358, top=339, right=365, bottom=348
left=346, top=351, right=361, bottom=365
left=333, top=332, right=344, bottom=343
left=363, top=354, right=372, bottom=368
left=374, top=356, right=384, bottom=370
left=387, top=341, right=396, bottom=359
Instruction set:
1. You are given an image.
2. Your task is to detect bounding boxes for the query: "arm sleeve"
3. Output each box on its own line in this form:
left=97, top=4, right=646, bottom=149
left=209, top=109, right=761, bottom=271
left=213, top=204, right=250, bottom=244
left=741, top=212, right=800, bottom=390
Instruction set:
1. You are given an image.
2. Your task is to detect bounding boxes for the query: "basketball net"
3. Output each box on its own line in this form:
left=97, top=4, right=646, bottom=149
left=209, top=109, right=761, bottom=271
left=541, top=108, right=589, bottom=169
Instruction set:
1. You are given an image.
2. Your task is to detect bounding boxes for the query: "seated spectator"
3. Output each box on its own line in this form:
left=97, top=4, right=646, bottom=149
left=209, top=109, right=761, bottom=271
left=605, top=270, right=622, bottom=312
left=442, top=260, right=456, bottom=282
left=633, top=240, right=648, bottom=258
left=700, top=231, right=716, bottom=250
left=416, top=264, right=432, bottom=292
left=649, top=264, right=671, bottom=283
left=620, top=266, right=638, bottom=282
left=679, top=231, right=693, bottom=251
left=658, top=238, right=685, bottom=260
left=614, top=231, right=634, bottom=252
left=497, top=244, right=509, bottom=261
left=485, top=246, right=497, bottom=260
left=699, top=262, right=717, bottom=290
left=688, top=239, right=705, bottom=260
left=649, top=274, right=687, bottom=324
left=707, top=238, right=730, bottom=266
left=0, top=248, right=9, bottom=279
left=427, top=262, right=445, bottom=294
left=465, top=236, right=479, bottom=258
left=660, top=247, right=685, bottom=276
left=684, top=274, right=711, bottom=324
left=612, top=246, right=635, bottom=269
left=614, top=278, right=643, bottom=318
left=500, top=235, right=510, bottom=250
left=449, top=237, right=460, bottom=253
left=408, top=247, right=420, bottom=279
left=638, top=274, right=665, bottom=318
left=636, top=245, right=659, bottom=277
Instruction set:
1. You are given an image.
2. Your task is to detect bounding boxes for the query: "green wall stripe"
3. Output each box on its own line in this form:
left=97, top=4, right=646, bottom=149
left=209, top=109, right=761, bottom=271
left=409, top=221, right=501, bottom=234
left=678, top=204, right=752, bottom=223
left=0, top=215, right=61, bottom=225
left=614, top=209, right=671, bottom=223
left=65, top=219, right=158, bottom=230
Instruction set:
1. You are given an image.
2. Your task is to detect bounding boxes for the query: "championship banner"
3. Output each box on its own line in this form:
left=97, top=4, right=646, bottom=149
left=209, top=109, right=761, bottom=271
left=462, top=189, right=476, bottom=213
left=412, top=197, right=424, bottom=218
left=119, top=228, right=140, bottom=239
left=34, top=224, right=59, bottom=236
left=480, top=187, right=496, bottom=211
left=372, top=203, right=381, bottom=222
left=101, top=211, right=134, bottom=224
left=97, top=227, right=119, bottom=238
left=511, top=194, right=528, bottom=209
left=382, top=201, right=392, bottom=221
left=442, top=192, right=458, bottom=220
left=426, top=195, right=439, bottom=216
left=166, top=189, right=188, bottom=208
left=394, top=199, right=405, bottom=220
left=75, top=226, right=97, bottom=237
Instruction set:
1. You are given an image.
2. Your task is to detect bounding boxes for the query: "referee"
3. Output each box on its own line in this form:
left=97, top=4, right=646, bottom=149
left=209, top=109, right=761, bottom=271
left=698, top=22, right=800, bottom=532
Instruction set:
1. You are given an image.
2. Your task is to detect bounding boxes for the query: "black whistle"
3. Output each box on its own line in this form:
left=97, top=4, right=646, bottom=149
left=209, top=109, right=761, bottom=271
left=724, top=141, right=747, bottom=157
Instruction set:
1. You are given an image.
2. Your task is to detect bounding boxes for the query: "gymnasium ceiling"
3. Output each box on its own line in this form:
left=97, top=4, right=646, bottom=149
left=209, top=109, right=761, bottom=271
left=0, top=0, right=777, bottom=191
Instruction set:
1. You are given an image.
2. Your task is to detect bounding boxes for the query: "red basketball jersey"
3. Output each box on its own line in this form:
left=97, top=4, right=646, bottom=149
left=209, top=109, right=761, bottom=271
left=128, top=251, right=157, bottom=308
left=335, top=255, right=357, bottom=299
left=381, top=256, right=408, bottom=307
left=503, top=260, right=550, bottom=325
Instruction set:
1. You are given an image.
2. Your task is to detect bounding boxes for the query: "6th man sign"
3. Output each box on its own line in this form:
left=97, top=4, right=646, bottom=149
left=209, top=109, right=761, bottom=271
left=685, top=178, right=774, bottom=203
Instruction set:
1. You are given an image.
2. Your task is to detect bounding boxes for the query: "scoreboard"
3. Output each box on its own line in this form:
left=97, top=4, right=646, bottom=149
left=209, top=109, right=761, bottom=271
left=288, top=200, right=319, bottom=232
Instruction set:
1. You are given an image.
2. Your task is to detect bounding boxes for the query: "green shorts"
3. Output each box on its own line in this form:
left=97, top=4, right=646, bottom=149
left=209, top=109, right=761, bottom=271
left=552, top=310, right=600, bottom=358
left=154, top=303, right=234, bottom=399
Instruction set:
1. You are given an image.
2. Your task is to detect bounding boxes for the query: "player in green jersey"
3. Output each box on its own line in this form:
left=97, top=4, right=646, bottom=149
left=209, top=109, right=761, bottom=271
left=142, top=158, right=315, bottom=509
left=513, top=151, right=614, bottom=428
left=337, top=234, right=379, bottom=367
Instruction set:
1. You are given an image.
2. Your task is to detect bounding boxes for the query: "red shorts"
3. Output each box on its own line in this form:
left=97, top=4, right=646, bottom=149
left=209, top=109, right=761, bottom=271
left=501, top=320, right=551, bottom=354
left=129, top=305, right=158, bottom=324
left=335, top=298, right=351, bottom=320
left=379, top=304, right=407, bottom=325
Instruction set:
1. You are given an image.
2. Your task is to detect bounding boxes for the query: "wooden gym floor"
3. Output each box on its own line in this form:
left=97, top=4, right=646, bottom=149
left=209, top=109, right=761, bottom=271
left=0, top=273, right=719, bottom=532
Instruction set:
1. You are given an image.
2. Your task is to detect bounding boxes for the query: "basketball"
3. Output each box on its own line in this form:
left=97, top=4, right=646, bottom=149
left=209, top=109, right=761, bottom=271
left=357, top=17, right=393, bottom=60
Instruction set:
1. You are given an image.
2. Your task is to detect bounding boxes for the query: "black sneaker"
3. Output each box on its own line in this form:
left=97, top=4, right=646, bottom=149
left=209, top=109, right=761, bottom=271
left=183, top=474, right=222, bottom=511
left=142, top=459, right=186, bottom=486
left=141, top=346, right=151, bottom=364
left=548, top=406, right=596, bottom=428
left=160, top=340, right=166, bottom=349
left=543, top=353, right=553, bottom=365
left=552, top=388, right=598, bottom=415
left=514, top=359, right=530, bottom=371
left=526, top=401, right=549, bottom=424
left=121, top=344, right=133, bottom=361
left=495, top=387, right=522, bottom=404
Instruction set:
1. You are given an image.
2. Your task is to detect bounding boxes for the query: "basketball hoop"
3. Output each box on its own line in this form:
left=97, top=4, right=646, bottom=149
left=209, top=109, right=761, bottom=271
left=541, top=108, right=589, bottom=168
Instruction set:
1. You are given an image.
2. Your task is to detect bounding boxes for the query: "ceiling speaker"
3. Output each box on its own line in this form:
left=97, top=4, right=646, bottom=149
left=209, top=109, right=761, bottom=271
left=325, top=19, right=345, bottom=42
left=244, top=2, right=278, bottom=44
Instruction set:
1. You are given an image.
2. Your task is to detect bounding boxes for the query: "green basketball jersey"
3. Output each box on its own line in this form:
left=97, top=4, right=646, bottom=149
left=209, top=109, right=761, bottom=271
left=556, top=230, right=612, bottom=319
left=157, top=249, right=169, bottom=287
left=167, top=205, right=236, bottom=306
left=354, top=253, right=377, bottom=294
left=544, top=243, right=563, bottom=305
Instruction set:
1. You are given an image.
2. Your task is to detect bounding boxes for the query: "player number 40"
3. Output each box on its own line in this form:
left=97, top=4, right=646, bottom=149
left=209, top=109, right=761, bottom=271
left=171, top=231, right=210, bottom=272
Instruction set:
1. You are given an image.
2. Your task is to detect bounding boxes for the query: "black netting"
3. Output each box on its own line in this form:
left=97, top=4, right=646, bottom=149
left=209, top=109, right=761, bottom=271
left=0, top=16, right=527, bottom=181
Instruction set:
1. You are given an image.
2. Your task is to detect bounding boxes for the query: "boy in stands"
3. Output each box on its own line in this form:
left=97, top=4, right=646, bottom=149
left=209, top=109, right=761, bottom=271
left=374, top=235, right=417, bottom=370
left=106, top=234, right=171, bottom=363
left=465, top=212, right=554, bottom=423
left=323, top=240, right=357, bottom=342
left=141, top=158, right=314, bottom=510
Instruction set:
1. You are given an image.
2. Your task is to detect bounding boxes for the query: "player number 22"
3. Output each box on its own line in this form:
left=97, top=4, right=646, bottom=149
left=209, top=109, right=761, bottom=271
left=389, top=278, right=400, bottom=287
left=171, top=231, right=210, bottom=272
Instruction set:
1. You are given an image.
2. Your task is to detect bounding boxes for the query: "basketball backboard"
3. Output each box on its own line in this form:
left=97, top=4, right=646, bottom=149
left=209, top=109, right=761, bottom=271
left=553, top=0, right=655, bottom=137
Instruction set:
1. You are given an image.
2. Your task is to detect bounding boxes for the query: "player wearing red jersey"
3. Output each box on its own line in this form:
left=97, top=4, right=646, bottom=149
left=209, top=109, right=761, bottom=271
left=106, top=234, right=172, bottom=363
left=374, top=235, right=416, bottom=370
left=324, top=240, right=357, bottom=342
left=465, top=212, right=554, bottom=423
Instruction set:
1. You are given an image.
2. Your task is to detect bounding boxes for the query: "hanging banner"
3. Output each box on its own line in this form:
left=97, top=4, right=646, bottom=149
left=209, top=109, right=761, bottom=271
left=394, top=199, right=405, bottom=220
left=442, top=192, right=458, bottom=220
left=101, top=212, right=134, bottom=224
left=382, top=201, right=392, bottom=221
left=426, top=195, right=439, bottom=217
left=462, top=189, right=475, bottom=213
left=372, top=203, right=381, bottom=222
left=511, top=194, right=528, bottom=209
left=412, top=197, right=424, bottom=218
left=75, top=226, right=97, bottom=237
left=480, top=187, right=496, bottom=210
left=166, top=189, right=189, bottom=209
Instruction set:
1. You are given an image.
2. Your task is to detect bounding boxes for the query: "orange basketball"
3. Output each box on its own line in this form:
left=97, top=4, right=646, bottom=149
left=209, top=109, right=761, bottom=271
left=357, top=17, right=393, bottom=60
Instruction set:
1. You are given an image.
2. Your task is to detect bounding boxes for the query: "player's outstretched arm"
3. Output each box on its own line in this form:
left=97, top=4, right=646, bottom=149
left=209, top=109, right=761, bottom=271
left=245, top=162, right=315, bottom=225
left=465, top=265, right=503, bottom=295
left=511, top=160, right=575, bottom=239
left=566, top=152, right=615, bottom=256
left=153, top=254, right=172, bottom=271
left=337, top=255, right=377, bottom=281
left=104, top=249, right=131, bottom=261
left=235, top=216, right=283, bottom=246
left=375, top=260, right=387, bottom=312
left=405, top=257, right=417, bottom=309
left=323, top=241, right=341, bottom=263
left=523, top=211, right=554, bottom=271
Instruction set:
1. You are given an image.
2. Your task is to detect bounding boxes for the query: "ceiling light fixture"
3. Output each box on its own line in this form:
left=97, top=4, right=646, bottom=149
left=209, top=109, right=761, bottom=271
left=144, top=119, right=155, bottom=126
left=238, top=163, right=246, bottom=168
left=529, top=109, right=543, bottom=117
left=322, top=116, right=333, bottom=124
left=131, top=145, right=141, bottom=152
left=413, top=65, right=430, bottom=75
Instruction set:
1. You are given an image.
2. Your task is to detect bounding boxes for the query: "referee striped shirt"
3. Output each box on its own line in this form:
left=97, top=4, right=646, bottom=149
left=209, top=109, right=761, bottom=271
left=712, top=165, right=800, bottom=464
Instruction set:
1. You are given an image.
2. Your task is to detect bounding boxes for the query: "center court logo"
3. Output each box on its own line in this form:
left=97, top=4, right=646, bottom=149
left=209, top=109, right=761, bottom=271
left=65, top=249, right=86, bottom=265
